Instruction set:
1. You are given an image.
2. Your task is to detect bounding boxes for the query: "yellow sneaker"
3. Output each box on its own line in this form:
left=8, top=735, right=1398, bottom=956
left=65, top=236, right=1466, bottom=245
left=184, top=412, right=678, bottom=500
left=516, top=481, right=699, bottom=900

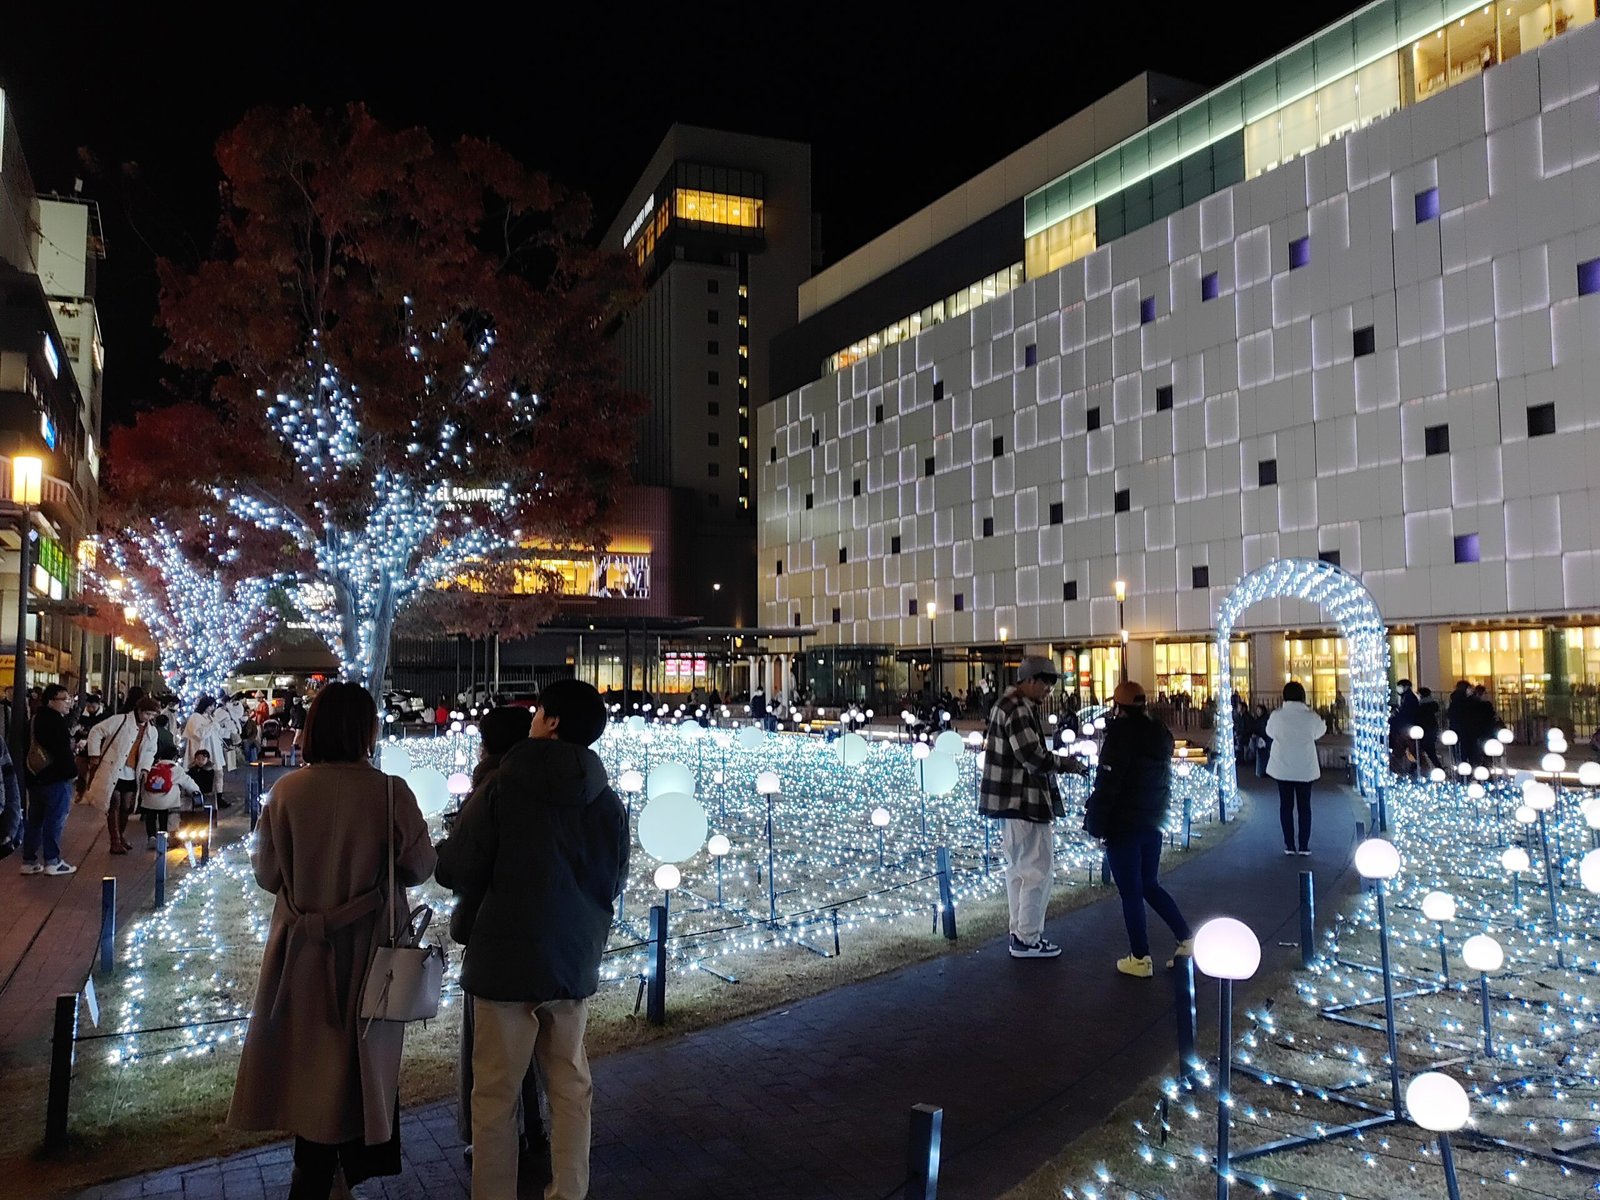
left=1117, top=954, right=1154, bottom=978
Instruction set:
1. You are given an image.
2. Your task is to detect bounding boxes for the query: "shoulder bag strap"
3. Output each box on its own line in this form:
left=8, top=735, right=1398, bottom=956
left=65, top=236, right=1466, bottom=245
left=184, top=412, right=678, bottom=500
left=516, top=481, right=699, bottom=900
left=385, top=773, right=397, bottom=945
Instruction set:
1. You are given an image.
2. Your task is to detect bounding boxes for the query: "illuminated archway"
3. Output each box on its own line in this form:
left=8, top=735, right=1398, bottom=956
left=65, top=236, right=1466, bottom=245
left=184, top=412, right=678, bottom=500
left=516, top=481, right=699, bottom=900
left=1214, top=558, right=1390, bottom=806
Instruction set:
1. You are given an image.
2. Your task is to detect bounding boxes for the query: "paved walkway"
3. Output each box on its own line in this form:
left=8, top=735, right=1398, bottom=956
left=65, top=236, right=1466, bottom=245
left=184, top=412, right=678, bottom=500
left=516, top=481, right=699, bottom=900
left=76, top=775, right=1368, bottom=1200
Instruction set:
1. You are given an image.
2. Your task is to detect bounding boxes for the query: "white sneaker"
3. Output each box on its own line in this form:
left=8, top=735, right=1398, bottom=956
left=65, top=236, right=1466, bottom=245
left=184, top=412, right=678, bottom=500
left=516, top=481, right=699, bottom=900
left=19, top=861, right=43, bottom=875
left=1009, top=934, right=1063, bottom=958
left=43, top=861, right=77, bottom=877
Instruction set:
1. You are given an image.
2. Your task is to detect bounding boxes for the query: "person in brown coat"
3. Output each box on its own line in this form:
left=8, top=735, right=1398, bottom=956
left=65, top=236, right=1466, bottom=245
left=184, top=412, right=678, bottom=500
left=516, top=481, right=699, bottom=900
left=228, top=682, right=437, bottom=1199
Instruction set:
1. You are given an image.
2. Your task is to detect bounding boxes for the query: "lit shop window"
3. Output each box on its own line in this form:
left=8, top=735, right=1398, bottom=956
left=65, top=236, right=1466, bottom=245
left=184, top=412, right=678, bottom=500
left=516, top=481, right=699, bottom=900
left=1023, top=208, right=1096, bottom=280
left=674, top=189, right=764, bottom=230
left=824, top=264, right=1024, bottom=374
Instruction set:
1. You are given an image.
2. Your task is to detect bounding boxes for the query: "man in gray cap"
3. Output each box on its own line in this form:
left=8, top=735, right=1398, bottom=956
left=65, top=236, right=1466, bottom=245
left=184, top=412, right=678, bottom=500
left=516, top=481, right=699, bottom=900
left=979, top=654, right=1086, bottom=958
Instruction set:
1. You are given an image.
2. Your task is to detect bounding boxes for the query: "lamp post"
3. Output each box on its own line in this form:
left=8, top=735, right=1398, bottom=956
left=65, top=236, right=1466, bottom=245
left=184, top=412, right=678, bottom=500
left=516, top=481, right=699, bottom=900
left=9, top=455, right=41, bottom=770
left=1421, top=891, right=1456, bottom=979
left=1354, top=837, right=1404, bottom=1117
left=1191, top=916, right=1261, bottom=1200
left=1113, top=579, right=1128, bottom=682
left=926, top=601, right=937, bottom=699
left=1461, top=933, right=1503, bottom=1057
left=756, top=769, right=781, bottom=923
left=1406, top=1072, right=1470, bottom=1200
left=1501, top=845, right=1530, bottom=928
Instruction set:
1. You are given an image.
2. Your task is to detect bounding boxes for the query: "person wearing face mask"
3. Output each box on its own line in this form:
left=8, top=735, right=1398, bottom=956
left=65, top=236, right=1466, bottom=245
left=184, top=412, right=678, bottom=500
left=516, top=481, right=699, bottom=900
left=85, top=696, right=161, bottom=855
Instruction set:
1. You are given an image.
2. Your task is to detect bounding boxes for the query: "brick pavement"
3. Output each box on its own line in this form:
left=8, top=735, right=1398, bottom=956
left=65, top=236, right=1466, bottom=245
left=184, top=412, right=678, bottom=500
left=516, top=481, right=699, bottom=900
left=73, top=775, right=1368, bottom=1200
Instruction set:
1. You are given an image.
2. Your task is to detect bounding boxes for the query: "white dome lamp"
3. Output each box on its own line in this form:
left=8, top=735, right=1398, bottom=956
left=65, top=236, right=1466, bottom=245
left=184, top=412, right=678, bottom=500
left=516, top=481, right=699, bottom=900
left=1461, top=933, right=1504, bottom=1057
left=1354, top=838, right=1405, bottom=1115
left=1421, top=891, right=1457, bottom=980
left=1580, top=847, right=1600, bottom=894
left=707, top=832, right=732, bottom=908
left=871, top=805, right=891, bottom=866
left=1500, top=844, right=1531, bottom=928
left=1191, top=917, right=1261, bottom=1196
left=1405, top=1072, right=1470, bottom=1200
left=1407, top=724, right=1425, bottom=778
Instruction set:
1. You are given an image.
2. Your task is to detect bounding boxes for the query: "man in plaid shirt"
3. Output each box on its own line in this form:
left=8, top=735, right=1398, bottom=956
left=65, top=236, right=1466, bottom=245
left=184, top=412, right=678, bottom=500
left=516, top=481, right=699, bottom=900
left=980, top=655, right=1087, bottom=958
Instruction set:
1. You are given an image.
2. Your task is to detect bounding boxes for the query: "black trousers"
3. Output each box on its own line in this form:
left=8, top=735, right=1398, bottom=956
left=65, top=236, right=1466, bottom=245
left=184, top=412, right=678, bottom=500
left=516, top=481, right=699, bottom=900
left=142, top=809, right=174, bottom=838
left=288, top=1100, right=402, bottom=1199
left=1277, top=779, right=1313, bottom=851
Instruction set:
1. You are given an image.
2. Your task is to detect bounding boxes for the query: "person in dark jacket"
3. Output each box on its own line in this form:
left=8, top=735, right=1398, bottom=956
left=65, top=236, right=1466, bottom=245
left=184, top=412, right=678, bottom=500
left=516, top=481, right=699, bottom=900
left=436, top=679, right=627, bottom=1200
left=1087, top=680, right=1192, bottom=978
left=19, top=684, right=82, bottom=876
left=1445, top=681, right=1471, bottom=762
left=1415, top=687, right=1443, bottom=771
left=0, top=722, right=23, bottom=857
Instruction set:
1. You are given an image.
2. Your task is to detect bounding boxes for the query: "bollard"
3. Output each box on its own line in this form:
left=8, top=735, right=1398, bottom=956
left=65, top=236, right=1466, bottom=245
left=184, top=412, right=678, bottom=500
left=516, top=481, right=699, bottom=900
left=1216, top=777, right=1227, bottom=824
left=154, top=832, right=167, bottom=907
left=935, top=846, right=957, bottom=940
left=1173, top=955, right=1197, bottom=1083
left=646, top=904, right=667, bottom=1026
left=905, top=1103, right=943, bottom=1200
left=1299, top=871, right=1316, bottom=970
left=43, top=993, right=77, bottom=1153
left=99, top=878, right=116, bottom=975
left=1183, top=789, right=1193, bottom=850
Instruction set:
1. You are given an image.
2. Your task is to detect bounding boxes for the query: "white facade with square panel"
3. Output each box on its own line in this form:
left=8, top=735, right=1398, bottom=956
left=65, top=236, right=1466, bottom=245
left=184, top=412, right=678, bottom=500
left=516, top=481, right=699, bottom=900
left=758, top=19, right=1600, bottom=652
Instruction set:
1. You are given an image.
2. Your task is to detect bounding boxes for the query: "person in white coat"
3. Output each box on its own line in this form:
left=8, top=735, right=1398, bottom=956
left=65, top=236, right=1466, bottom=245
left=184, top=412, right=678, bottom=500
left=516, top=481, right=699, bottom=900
left=1264, top=680, right=1327, bottom=856
left=139, top=755, right=203, bottom=848
left=183, top=697, right=229, bottom=773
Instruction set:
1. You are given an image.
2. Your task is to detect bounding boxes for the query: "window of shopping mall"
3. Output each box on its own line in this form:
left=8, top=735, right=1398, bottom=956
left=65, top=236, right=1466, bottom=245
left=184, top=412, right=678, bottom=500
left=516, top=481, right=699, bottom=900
left=1065, top=645, right=1125, bottom=707
left=1450, top=625, right=1600, bottom=730
left=1284, top=632, right=1416, bottom=712
left=1154, top=639, right=1250, bottom=706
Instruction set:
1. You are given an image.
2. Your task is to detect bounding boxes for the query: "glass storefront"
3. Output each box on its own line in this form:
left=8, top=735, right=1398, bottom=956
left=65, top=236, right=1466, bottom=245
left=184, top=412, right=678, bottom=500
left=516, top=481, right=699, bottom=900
left=1284, top=632, right=1415, bottom=712
left=1154, top=639, right=1250, bottom=706
left=824, top=263, right=1025, bottom=375
left=1449, top=624, right=1600, bottom=732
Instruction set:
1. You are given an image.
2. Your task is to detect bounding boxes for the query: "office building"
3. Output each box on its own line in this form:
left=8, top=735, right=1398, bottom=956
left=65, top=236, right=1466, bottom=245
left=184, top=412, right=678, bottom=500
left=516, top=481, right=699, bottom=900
left=759, top=0, right=1600, bottom=728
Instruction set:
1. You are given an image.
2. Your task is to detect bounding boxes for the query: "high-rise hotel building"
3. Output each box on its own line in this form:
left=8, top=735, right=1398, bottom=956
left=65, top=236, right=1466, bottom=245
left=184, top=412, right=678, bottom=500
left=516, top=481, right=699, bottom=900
left=758, top=0, right=1600, bottom=727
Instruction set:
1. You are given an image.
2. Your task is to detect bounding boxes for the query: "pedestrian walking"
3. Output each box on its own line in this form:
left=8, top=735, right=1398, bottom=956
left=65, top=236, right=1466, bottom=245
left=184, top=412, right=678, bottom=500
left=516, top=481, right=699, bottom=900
left=85, top=697, right=160, bottom=856
left=978, top=655, right=1088, bottom=959
left=229, top=682, right=436, bottom=1199
left=1415, top=686, right=1443, bottom=771
left=436, top=679, right=628, bottom=1200
left=1083, top=680, right=1193, bottom=977
left=19, top=684, right=85, bottom=876
left=1264, top=681, right=1326, bottom=856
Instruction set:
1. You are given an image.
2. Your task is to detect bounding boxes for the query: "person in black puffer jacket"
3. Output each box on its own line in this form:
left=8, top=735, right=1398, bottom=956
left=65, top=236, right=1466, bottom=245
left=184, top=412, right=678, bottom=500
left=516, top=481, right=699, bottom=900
left=436, top=679, right=627, bottom=1200
left=20, top=684, right=84, bottom=875
left=1088, top=680, right=1192, bottom=979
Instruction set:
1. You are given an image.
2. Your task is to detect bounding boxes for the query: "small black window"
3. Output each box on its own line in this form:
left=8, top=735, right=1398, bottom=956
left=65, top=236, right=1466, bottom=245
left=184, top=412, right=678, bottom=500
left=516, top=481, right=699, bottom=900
left=1424, top=424, right=1450, bottom=456
left=1454, top=533, right=1481, bottom=563
left=1087, top=406, right=1102, bottom=432
left=708, top=370, right=720, bottom=386
left=707, top=339, right=720, bottom=355
left=770, top=446, right=777, bottom=463
left=853, top=479, right=862, bottom=497
left=1192, top=565, right=1210, bottom=589
left=1063, top=580, right=1078, bottom=601
left=1258, top=459, right=1278, bottom=487
left=1156, top=384, right=1174, bottom=411
left=708, top=462, right=720, bottom=477
left=707, top=309, right=720, bottom=324
left=1319, top=549, right=1341, bottom=567
left=708, top=432, right=720, bottom=447
left=1049, top=501, right=1064, bottom=525
left=875, top=404, right=884, bottom=424
left=993, top=435, right=1005, bottom=457
left=707, top=279, right=720, bottom=294
left=1201, top=272, right=1219, bottom=302
left=1415, top=188, right=1440, bottom=223
left=933, top=379, right=945, bottom=401
left=805, top=492, right=813, bottom=509
left=839, top=546, right=847, bottom=563
left=708, top=401, right=720, bottom=415
left=1528, top=403, right=1556, bottom=437
left=1114, top=489, right=1130, bottom=513
left=1140, top=296, right=1156, bottom=324
left=954, top=593, right=965, bottom=612
left=793, top=612, right=801, bottom=628
left=1289, top=237, right=1310, bottom=270
left=908, top=598, right=918, bottom=616
left=1024, top=344, right=1038, bottom=368
left=833, top=607, right=842, bottom=623
left=982, top=516, right=995, bottom=538
left=891, top=535, right=902, bottom=554
left=812, top=430, right=820, bottom=447
left=775, top=559, right=783, bottom=575
left=1353, top=326, right=1375, bottom=357
left=925, top=456, right=935, bottom=477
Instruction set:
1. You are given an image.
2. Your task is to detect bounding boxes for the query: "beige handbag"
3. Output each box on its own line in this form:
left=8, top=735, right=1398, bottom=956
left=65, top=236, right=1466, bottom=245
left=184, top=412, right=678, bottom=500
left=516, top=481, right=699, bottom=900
left=359, top=775, right=446, bottom=1033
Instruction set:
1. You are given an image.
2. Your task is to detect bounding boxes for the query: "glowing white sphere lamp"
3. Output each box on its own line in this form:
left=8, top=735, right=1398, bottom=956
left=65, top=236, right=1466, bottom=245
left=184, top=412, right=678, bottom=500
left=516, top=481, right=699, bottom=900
left=707, top=833, right=731, bottom=858
left=1462, top=933, right=1503, bottom=1057
left=911, top=741, right=931, bottom=760
left=1353, top=838, right=1404, bottom=1113
left=1497, top=727, right=1515, bottom=745
left=1513, top=804, right=1536, bottom=826
left=1466, top=782, right=1485, bottom=800
left=1579, top=762, right=1600, bottom=788
left=619, top=768, right=645, bottom=796
left=1421, top=891, right=1457, bottom=923
left=1580, top=847, right=1600, bottom=894
left=1483, top=740, right=1504, bottom=759
left=653, top=863, right=681, bottom=891
left=1525, top=782, right=1556, bottom=812
left=1472, top=766, right=1490, bottom=781
left=638, top=792, right=709, bottom=864
left=1501, top=846, right=1531, bottom=873
left=870, top=806, right=891, bottom=828
left=755, top=770, right=781, bottom=796
left=966, top=730, right=982, bottom=747
left=1541, top=753, right=1566, bottom=774
left=1406, top=1072, right=1470, bottom=1200
left=1439, top=729, right=1458, bottom=747
left=1353, top=838, right=1401, bottom=880
left=1191, top=917, right=1260, bottom=1196
left=1428, top=768, right=1446, bottom=783
left=447, top=771, right=473, bottom=798
left=1408, top=725, right=1424, bottom=741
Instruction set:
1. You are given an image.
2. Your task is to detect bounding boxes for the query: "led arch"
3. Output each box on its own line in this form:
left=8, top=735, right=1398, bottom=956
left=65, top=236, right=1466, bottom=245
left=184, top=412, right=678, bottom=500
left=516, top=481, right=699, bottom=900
left=1214, top=558, right=1390, bottom=806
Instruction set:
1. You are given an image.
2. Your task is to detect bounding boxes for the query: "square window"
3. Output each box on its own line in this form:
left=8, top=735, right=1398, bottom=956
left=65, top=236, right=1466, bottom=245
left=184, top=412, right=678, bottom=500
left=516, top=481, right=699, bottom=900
left=1063, top=580, right=1078, bottom=601
left=707, top=339, right=720, bottom=355
left=1156, top=384, right=1174, bottom=411
left=1140, top=295, right=1156, bottom=324
left=811, top=430, right=820, bottom=447
left=1024, top=343, right=1038, bottom=368
left=1318, top=549, right=1341, bottom=567
left=925, top=456, right=935, bottom=477
left=838, top=546, right=847, bottom=564
left=1257, top=459, right=1277, bottom=486
left=1087, top=406, right=1102, bottom=431
left=708, top=370, right=720, bottom=386
left=1415, top=187, right=1440, bottom=223
left=1192, top=565, right=1210, bottom=589
left=1201, top=272, right=1219, bottom=302
left=1114, top=488, right=1130, bottom=513
left=707, top=279, right=720, bottom=294
left=707, top=309, right=720, bottom=324
left=833, top=607, right=841, bottom=624
left=853, top=478, right=862, bottom=497
left=1289, top=236, right=1310, bottom=269
left=875, top=404, right=884, bottom=424
left=1453, top=533, right=1480, bottom=563
left=770, top=446, right=777, bottom=463
left=908, top=598, right=918, bottom=616
left=708, top=431, right=720, bottom=446
left=954, top=593, right=965, bottom=612
left=993, top=435, right=1004, bottom=457
left=891, top=535, right=902, bottom=554
left=708, top=401, right=720, bottom=415
left=1049, top=501, right=1064, bottom=525
left=982, top=516, right=995, bottom=538
left=793, top=612, right=801, bottom=628
left=1527, top=403, right=1556, bottom=437
left=1580, top=257, right=1600, bottom=297
left=1424, top=424, right=1450, bottom=456
left=805, top=492, right=813, bottom=509
left=707, top=462, right=720, bottom=477
left=1353, top=325, right=1375, bottom=357
left=933, top=379, right=945, bottom=401
left=775, top=559, right=783, bottom=575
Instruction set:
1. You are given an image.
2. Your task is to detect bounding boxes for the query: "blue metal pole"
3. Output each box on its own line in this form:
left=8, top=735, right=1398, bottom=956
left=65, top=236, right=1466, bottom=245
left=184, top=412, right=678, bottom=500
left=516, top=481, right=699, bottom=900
left=1375, top=881, right=1401, bottom=1115
left=904, top=1103, right=943, bottom=1200
left=154, top=832, right=167, bottom=908
left=766, top=792, right=777, bottom=924
left=1173, top=955, right=1196, bottom=1082
left=1536, top=810, right=1565, bottom=968
left=1215, top=977, right=1233, bottom=1200
left=99, top=877, right=115, bottom=975
left=1438, top=1132, right=1463, bottom=1200
left=1299, top=871, right=1316, bottom=970
left=1479, top=971, right=1494, bottom=1057
left=935, top=846, right=956, bottom=940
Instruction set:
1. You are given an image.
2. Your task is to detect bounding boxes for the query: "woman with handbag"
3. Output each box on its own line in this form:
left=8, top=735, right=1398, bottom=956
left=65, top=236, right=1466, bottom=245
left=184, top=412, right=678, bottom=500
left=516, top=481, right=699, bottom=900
left=229, top=682, right=436, bottom=1199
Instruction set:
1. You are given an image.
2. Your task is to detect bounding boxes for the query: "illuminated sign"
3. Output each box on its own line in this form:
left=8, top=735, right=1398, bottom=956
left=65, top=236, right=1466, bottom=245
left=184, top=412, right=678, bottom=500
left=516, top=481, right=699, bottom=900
left=41, top=335, right=59, bottom=379
left=623, top=193, right=656, bottom=248
left=40, top=412, right=57, bottom=449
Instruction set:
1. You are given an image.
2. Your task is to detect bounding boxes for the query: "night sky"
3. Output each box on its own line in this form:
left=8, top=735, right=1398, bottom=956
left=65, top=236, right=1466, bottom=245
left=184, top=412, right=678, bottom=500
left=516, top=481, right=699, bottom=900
left=0, top=3, right=1359, bottom=428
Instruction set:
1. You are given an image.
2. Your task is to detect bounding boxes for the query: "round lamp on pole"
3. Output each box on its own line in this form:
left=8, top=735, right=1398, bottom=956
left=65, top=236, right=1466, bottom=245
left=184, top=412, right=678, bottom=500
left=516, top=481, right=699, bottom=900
left=1461, top=933, right=1504, bottom=1056
left=1421, top=891, right=1456, bottom=978
left=1192, top=917, right=1260, bottom=1200
left=1406, top=1072, right=1469, bottom=1200
left=1353, top=838, right=1404, bottom=1115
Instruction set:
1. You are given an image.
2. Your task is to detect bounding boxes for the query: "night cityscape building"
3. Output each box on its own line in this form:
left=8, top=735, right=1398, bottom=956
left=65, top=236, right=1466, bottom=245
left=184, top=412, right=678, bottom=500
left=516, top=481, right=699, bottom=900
left=759, top=0, right=1600, bottom=726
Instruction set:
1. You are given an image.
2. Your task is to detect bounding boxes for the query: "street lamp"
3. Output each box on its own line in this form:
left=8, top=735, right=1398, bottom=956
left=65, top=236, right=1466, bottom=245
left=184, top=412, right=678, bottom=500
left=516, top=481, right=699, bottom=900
left=10, top=455, right=41, bottom=767
left=926, top=601, right=937, bottom=697
left=1113, top=579, right=1128, bottom=682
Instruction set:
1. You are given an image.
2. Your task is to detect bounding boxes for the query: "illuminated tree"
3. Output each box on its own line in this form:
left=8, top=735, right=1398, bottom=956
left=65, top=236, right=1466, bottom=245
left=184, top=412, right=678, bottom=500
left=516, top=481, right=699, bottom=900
left=131, top=104, right=641, bottom=690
